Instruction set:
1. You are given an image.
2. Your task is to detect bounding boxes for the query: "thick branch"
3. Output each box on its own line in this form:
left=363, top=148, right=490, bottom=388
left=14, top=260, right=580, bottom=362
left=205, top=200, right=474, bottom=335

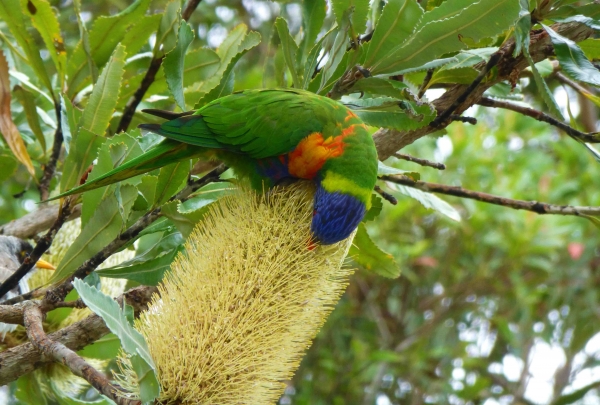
left=382, top=175, right=600, bottom=217
left=478, top=97, right=600, bottom=143
left=24, top=302, right=138, bottom=405
left=0, top=203, right=81, bottom=239
left=372, top=22, right=595, bottom=160
left=0, top=285, right=157, bottom=385
left=0, top=200, right=73, bottom=300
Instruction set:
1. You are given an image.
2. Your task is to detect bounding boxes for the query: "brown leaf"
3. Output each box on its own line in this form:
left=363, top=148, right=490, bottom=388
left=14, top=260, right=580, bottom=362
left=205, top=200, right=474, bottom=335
left=0, top=49, right=36, bottom=178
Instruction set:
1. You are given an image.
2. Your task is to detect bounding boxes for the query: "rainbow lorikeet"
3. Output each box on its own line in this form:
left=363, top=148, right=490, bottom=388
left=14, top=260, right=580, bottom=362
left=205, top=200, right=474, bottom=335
left=55, top=89, right=378, bottom=244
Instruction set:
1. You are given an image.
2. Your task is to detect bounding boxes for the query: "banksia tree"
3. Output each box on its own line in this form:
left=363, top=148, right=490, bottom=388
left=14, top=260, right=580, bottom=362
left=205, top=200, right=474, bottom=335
left=116, top=184, right=355, bottom=403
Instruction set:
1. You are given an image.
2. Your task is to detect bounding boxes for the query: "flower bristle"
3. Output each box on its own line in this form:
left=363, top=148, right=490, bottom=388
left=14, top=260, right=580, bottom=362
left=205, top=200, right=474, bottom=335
left=123, top=183, right=355, bottom=404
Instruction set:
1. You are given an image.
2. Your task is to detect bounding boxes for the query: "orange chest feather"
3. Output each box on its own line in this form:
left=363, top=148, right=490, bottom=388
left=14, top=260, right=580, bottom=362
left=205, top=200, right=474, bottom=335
left=287, top=124, right=358, bottom=179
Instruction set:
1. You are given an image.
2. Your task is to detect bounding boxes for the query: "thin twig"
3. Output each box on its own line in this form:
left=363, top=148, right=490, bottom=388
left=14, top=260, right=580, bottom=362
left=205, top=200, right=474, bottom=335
left=374, top=185, right=397, bottom=205
left=382, top=175, right=600, bottom=217
left=0, top=199, right=73, bottom=300
left=116, top=0, right=203, bottom=133
left=39, top=103, right=64, bottom=201
left=478, top=97, right=600, bottom=143
left=431, top=50, right=504, bottom=127
left=449, top=114, right=477, bottom=125
left=392, top=153, right=446, bottom=170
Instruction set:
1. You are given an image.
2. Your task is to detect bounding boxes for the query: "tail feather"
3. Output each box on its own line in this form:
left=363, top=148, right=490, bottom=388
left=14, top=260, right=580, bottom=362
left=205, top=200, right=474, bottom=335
left=46, top=140, right=206, bottom=201
left=141, top=109, right=193, bottom=120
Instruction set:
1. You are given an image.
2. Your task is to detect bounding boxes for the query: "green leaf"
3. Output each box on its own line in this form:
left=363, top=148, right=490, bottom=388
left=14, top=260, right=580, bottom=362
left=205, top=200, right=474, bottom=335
left=0, top=151, right=18, bottom=184
left=15, top=373, right=48, bottom=405
left=72, top=278, right=160, bottom=404
left=0, top=1, right=54, bottom=96
left=523, top=48, right=564, bottom=120
left=154, top=160, right=190, bottom=205
left=363, top=194, right=383, bottom=222
left=77, top=333, right=122, bottom=360
left=543, top=24, right=600, bottom=87
left=193, top=29, right=261, bottom=107
left=319, top=17, right=351, bottom=93
left=13, top=85, right=46, bottom=152
left=363, top=0, right=423, bottom=69
left=59, top=128, right=104, bottom=193
left=370, top=0, right=520, bottom=75
left=513, top=0, right=531, bottom=56
left=349, top=223, right=400, bottom=278
left=154, top=0, right=181, bottom=55
left=275, top=17, right=301, bottom=88
left=97, top=248, right=179, bottom=285
left=349, top=77, right=411, bottom=98
left=377, top=161, right=420, bottom=180
left=332, top=0, right=370, bottom=36
left=22, top=0, right=66, bottom=86
left=163, top=21, right=195, bottom=111
left=344, top=96, right=436, bottom=131
left=578, top=38, right=600, bottom=60
left=81, top=132, right=144, bottom=226
left=554, top=380, right=600, bottom=405
left=387, top=182, right=461, bottom=221
left=429, top=67, right=478, bottom=86
left=80, top=44, right=126, bottom=136
left=73, top=0, right=97, bottom=83
left=302, top=27, right=336, bottom=89
left=50, top=185, right=138, bottom=283
left=121, top=14, right=163, bottom=58
left=66, top=0, right=151, bottom=96
left=299, top=0, right=326, bottom=67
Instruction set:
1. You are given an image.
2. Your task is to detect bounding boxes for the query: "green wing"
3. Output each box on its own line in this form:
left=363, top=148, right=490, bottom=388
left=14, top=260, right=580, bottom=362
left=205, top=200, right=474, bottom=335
left=152, top=88, right=345, bottom=159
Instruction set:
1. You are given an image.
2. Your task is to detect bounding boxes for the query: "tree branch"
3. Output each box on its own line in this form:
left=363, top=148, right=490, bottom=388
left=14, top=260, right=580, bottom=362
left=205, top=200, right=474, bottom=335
left=0, top=285, right=157, bottom=386
left=39, top=103, right=64, bottom=201
left=0, top=203, right=81, bottom=239
left=23, top=302, right=139, bottom=405
left=382, top=175, right=600, bottom=217
left=392, top=153, right=446, bottom=170
left=478, top=97, right=600, bottom=143
left=372, top=22, right=595, bottom=160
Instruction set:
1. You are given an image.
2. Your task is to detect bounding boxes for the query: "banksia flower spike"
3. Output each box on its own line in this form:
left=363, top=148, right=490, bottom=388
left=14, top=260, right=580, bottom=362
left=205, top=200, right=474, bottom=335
left=118, top=183, right=356, bottom=404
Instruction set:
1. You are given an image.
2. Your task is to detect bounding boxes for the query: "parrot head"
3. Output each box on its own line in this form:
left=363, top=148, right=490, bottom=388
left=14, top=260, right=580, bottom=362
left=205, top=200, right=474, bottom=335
left=311, top=185, right=366, bottom=245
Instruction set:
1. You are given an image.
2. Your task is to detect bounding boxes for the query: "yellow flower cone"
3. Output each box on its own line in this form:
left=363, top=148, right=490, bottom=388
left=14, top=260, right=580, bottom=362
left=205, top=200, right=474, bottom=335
left=120, top=183, right=356, bottom=404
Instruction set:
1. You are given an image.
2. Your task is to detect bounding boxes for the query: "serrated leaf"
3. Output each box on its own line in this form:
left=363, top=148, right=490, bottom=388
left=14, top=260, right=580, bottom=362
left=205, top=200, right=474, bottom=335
left=377, top=161, right=420, bottom=180
left=66, top=0, right=151, bottom=96
left=299, top=0, right=326, bottom=67
left=303, top=27, right=336, bottom=89
left=349, top=223, right=400, bottom=278
left=543, top=24, right=600, bottom=87
left=332, top=0, right=370, bottom=36
left=59, top=128, right=104, bottom=193
left=97, top=248, right=179, bottom=285
left=275, top=17, right=301, bottom=88
left=72, top=278, right=159, bottom=404
left=60, top=95, right=80, bottom=154
left=513, top=0, right=531, bottom=56
left=154, top=160, right=190, bottom=205
left=81, top=132, right=144, bottom=226
left=319, top=14, right=351, bottom=93
left=164, top=21, right=195, bottom=110
left=0, top=1, right=53, bottom=96
left=121, top=14, right=163, bottom=58
left=0, top=51, right=35, bottom=178
left=523, top=48, right=564, bottom=120
left=50, top=185, right=138, bottom=283
left=344, top=96, right=436, bottom=131
left=388, top=182, right=461, bottom=221
left=363, top=194, right=383, bottom=222
left=13, top=85, right=45, bottom=152
left=429, top=67, right=478, bottom=86
left=370, top=0, right=520, bottom=75
left=80, top=44, right=126, bottom=136
left=22, top=0, right=66, bottom=86
left=393, top=57, right=458, bottom=75
left=154, top=0, right=180, bottom=55
left=363, top=0, right=423, bottom=68
left=349, top=77, right=410, bottom=98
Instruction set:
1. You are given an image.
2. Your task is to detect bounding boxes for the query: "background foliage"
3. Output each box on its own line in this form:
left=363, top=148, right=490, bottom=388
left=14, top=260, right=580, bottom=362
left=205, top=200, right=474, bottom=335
left=1, top=0, right=600, bottom=404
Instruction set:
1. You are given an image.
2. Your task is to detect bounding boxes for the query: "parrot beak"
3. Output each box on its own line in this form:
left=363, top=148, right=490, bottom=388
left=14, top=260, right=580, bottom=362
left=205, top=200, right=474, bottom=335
left=35, top=259, right=56, bottom=270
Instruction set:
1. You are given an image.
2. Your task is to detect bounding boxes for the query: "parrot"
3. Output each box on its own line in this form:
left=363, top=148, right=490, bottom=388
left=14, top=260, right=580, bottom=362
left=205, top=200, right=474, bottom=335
left=52, top=89, right=379, bottom=245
